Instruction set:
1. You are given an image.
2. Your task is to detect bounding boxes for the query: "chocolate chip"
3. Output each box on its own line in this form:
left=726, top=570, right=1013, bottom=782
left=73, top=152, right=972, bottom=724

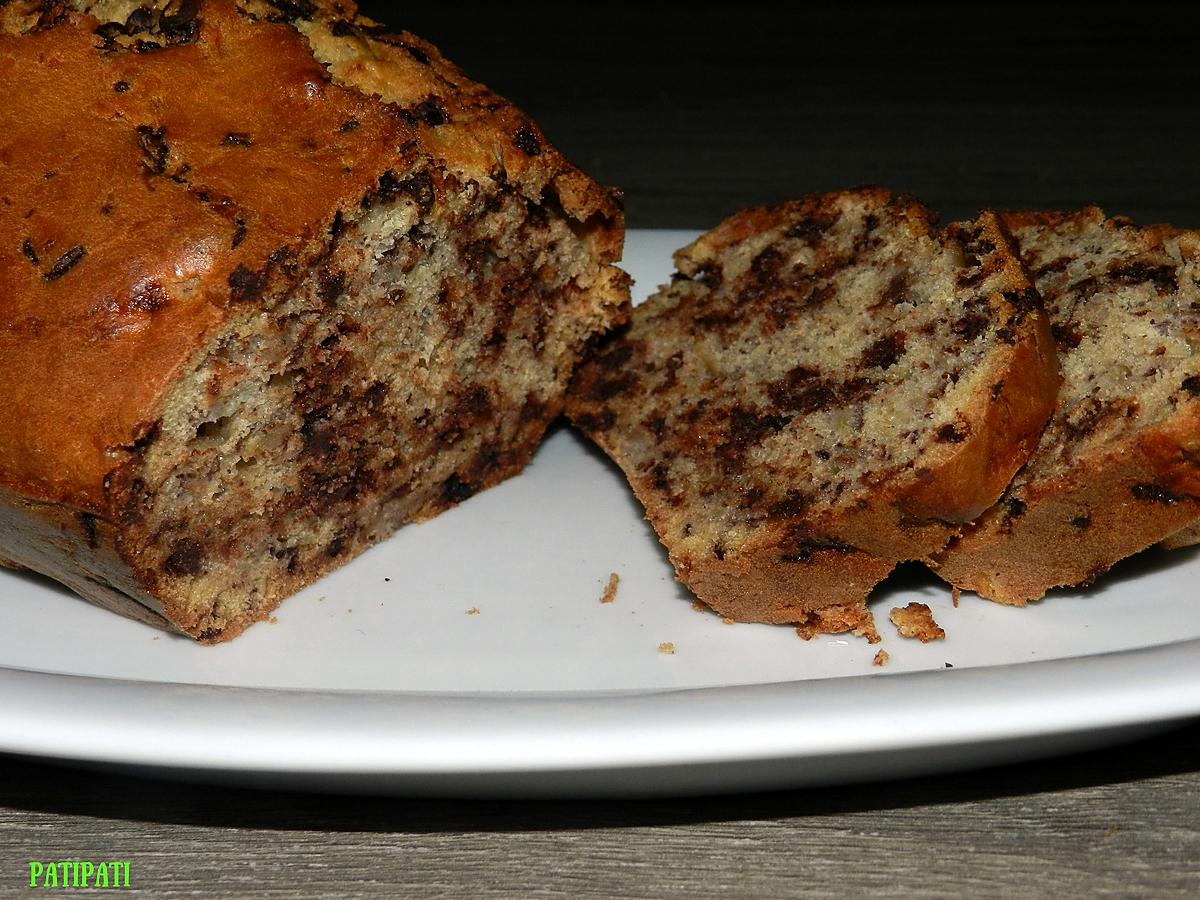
left=936, top=423, right=968, bottom=443
left=78, top=513, right=98, bottom=549
left=1108, top=261, right=1177, bottom=292
left=952, top=312, right=990, bottom=342
left=859, top=332, right=907, bottom=371
left=413, top=97, right=448, bottom=126
left=113, top=80, right=131, bottom=93
left=222, top=132, right=253, bottom=147
left=1052, top=322, right=1083, bottom=351
left=1071, top=514, right=1091, bottom=530
left=231, top=217, right=247, bottom=249
left=264, top=0, right=316, bottom=22
left=20, top=239, right=38, bottom=266
left=513, top=123, right=541, bottom=156
left=43, top=245, right=86, bottom=281
left=443, top=474, right=475, bottom=504
left=377, top=170, right=435, bottom=215
left=1181, top=375, right=1200, bottom=397
left=164, top=539, right=204, bottom=576
left=227, top=264, right=263, bottom=302
left=573, top=410, right=616, bottom=433
left=1131, top=483, right=1186, bottom=504
left=780, top=538, right=857, bottom=564
left=317, top=268, right=346, bottom=305
left=135, top=124, right=169, bottom=175
left=338, top=118, right=360, bottom=133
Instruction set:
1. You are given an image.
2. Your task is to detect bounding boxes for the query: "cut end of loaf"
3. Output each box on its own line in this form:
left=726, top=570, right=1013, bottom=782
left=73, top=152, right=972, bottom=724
left=106, top=168, right=626, bottom=641
left=568, top=188, right=1057, bottom=637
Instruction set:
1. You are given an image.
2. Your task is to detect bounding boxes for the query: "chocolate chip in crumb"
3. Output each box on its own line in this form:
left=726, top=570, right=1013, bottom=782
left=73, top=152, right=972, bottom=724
left=935, top=422, right=968, bottom=443
left=413, top=97, right=448, bottom=127
left=227, top=264, right=263, bottom=302
left=222, top=132, right=253, bottom=147
left=338, top=118, right=360, bottom=133
left=1182, top=375, right=1200, bottom=397
left=1071, top=514, right=1091, bottom=530
left=164, top=539, right=204, bottom=576
left=443, top=474, right=475, bottom=504
left=859, top=332, right=907, bottom=370
left=20, top=239, right=38, bottom=266
left=231, top=217, right=247, bottom=249
left=113, top=80, right=130, bottom=93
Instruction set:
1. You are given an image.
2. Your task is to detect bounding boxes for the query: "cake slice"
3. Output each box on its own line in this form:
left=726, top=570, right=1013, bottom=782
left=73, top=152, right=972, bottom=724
left=0, top=1, right=628, bottom=641
left=931, top=209, right=1200, bottom=603
left=566, top=189, right=1058, bottom=638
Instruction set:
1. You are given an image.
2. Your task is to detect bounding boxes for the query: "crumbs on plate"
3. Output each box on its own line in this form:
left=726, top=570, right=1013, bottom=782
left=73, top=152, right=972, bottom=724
left=873, top=649, right=889, bottom=667
left=658, top=641, right=676, bottom=655
left=599, top=572, right=619, bottom=604
left=889, top=602, right=946, bottom=642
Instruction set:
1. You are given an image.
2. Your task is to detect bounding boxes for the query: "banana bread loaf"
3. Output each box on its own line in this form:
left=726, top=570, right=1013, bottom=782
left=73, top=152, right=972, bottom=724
left=566, top=189, right=1058, bottom=639
left=0, top=1, right=629, bottom=641
left=930, top=209, right=1200, bottom=602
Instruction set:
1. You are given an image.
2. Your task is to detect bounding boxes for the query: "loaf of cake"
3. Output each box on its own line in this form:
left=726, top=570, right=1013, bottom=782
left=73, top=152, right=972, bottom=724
left=566, top=189, right=1058, bottom=639
left=930, top=209, right=1200, bottom=602
left=0, top=1, right=629, bottom=641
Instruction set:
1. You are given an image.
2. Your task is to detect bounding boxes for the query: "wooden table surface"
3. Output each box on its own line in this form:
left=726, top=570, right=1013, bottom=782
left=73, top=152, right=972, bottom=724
left=2, top=4, right=1198, bottom=896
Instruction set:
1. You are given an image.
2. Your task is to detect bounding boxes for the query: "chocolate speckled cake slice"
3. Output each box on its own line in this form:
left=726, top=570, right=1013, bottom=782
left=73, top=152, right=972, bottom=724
left=0, top=1, right=628, bottom=641
left=567, top=188, right=1058, bottom=640
left=931, top=209, right=1200, bottom=602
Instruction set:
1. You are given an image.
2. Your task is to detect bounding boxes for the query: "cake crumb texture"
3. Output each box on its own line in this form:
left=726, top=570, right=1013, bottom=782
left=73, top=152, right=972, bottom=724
left=568, top=188, right=1057, bottom=639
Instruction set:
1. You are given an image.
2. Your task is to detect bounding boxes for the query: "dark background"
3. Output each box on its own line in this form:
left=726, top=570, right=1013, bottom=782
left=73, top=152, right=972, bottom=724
left=359, top=1, right=1200, bottom=230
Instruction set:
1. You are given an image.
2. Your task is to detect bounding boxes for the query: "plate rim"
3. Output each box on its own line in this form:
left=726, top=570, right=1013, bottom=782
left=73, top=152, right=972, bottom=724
left=2, top=636, right=1197, bottom=777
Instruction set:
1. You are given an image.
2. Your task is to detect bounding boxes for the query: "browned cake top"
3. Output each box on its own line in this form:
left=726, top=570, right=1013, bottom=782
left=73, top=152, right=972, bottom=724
left=1001, top=208, right=1200, bottom=495
left=0, top=0, right=622, bottom=511
left=569, top=188, right=1048, bottom=563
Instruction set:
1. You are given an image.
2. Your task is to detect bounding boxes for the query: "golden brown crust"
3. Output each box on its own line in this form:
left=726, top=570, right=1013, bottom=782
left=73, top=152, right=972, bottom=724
left=930, top=429, right=1200, bottom=604
left=931, top=209, right=1200, bottom=603
left=0, top=0, right=624, bottom=514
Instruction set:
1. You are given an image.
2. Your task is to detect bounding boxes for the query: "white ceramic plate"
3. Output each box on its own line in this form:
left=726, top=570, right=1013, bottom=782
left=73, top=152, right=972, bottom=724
left=1, top=229, right=1198, bottom=797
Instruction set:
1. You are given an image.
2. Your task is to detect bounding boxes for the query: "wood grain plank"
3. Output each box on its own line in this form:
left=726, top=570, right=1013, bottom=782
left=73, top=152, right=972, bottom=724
left=1, top=720, right=1197, bottom=897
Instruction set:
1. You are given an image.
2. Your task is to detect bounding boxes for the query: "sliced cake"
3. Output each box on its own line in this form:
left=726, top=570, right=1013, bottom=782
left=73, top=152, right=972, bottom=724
left=931, top=209, right=1200, bottom=603
left=567, top=189, right=1058, bottom=638
left=0, top=1, right=628, bottom=641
